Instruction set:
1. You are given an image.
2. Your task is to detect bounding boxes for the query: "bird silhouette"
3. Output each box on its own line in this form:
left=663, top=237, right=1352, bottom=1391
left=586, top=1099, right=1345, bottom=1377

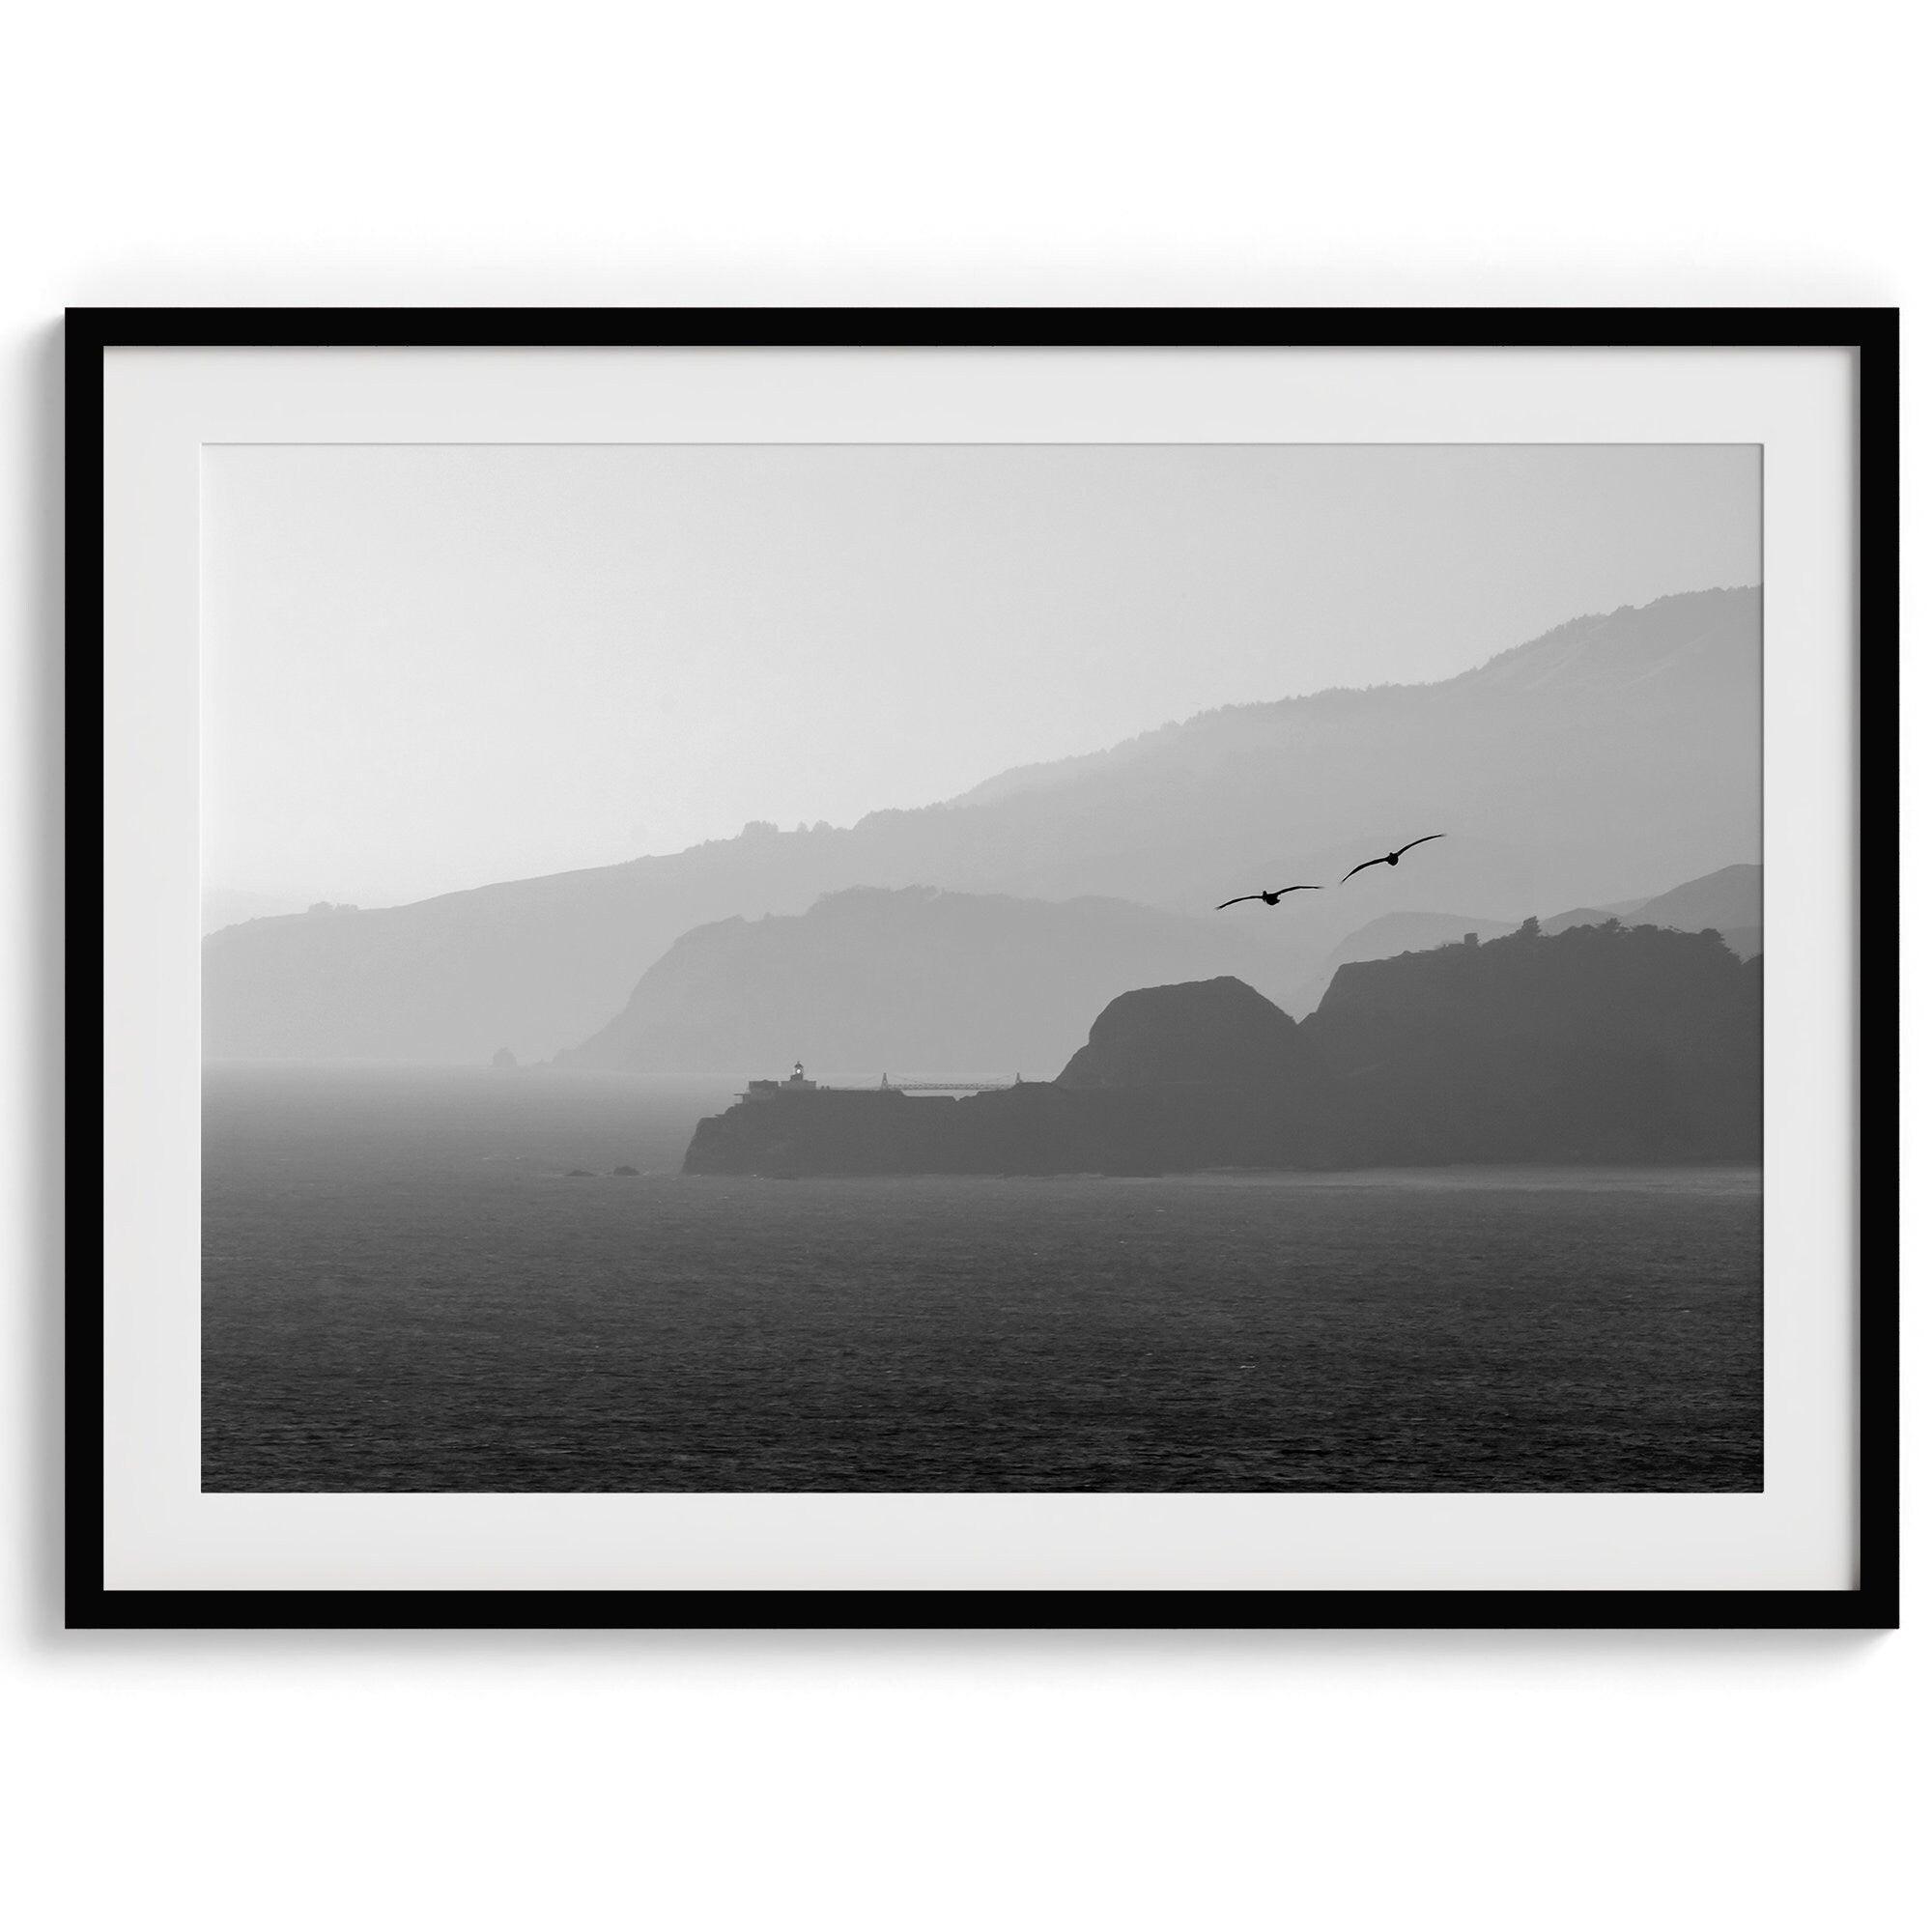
left=1339, top=835, right=1445, bottom=884
left=1216, top=885, right=1323, bottom=910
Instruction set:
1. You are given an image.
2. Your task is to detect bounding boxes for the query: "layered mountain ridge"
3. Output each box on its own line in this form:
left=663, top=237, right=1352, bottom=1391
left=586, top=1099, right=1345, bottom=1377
left=560, top=887, right=1307, bottom=1080
left=205, top=585, right=1760, bottom=1064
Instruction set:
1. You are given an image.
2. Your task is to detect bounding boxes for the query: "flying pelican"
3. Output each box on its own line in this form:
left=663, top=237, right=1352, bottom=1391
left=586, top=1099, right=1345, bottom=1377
left=1216, top=885, right=1323, bottom=910
left=1339, top=834, right=1445, bottom=884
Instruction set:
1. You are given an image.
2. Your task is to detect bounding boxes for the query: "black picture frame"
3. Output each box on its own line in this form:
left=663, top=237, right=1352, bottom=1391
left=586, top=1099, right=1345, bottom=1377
left=66, top=306, right=1899, bottom=1632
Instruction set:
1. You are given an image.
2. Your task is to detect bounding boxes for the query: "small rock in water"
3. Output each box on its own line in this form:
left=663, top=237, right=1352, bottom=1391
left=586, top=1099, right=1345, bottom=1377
left=611, top=1164, right=640, bottom=1177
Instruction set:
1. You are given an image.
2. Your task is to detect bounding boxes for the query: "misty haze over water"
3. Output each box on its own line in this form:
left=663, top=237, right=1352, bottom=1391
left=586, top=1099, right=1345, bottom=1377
left=203, top=1070, right=1761, bottom=1492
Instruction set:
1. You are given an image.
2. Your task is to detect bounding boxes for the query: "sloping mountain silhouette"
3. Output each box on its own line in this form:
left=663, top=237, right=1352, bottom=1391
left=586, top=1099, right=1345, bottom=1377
left=560, top=887, right=1309, bottom=1079
left=205, top=586, right=1759, bottom=1063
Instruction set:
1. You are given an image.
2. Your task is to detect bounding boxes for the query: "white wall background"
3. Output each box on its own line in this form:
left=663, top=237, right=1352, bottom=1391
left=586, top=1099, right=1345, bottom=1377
left=2, top=4, right=1919, bottom=1927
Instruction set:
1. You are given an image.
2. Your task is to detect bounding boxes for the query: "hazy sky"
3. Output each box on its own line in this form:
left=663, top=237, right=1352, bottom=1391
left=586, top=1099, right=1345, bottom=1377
left=203, top=443, right=1759, bottom=908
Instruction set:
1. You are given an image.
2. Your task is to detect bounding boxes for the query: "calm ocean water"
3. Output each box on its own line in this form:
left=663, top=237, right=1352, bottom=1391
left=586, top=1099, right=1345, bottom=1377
left=203, top=1068, right=1763, bottom=1492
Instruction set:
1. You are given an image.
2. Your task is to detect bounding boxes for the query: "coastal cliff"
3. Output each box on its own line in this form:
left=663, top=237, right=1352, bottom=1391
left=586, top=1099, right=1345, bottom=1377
left=682, top=920, right=1761, bottom=1177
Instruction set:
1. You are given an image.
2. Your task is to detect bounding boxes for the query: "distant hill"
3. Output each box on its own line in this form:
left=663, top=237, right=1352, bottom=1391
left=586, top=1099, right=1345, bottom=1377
left=684, top=921, right=1762, bottom=1174
left=206, top=586, right=1761, bottom=1063
left=1626, top=863, right=1761, bottom=958
left=1542, top=904, right=1618, bottom=934
left=201, top=886, right=310, bottom=936
left=560, top=888, right=1310, bottom=1080
left=1283, top=862, right=1763, bottom=1013
left=1285, top=911, right=1515, bottom=1016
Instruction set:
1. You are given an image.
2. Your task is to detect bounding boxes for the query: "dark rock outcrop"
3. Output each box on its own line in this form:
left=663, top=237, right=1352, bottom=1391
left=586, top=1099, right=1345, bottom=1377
left=1058, top=977, right=1307, bottom=1089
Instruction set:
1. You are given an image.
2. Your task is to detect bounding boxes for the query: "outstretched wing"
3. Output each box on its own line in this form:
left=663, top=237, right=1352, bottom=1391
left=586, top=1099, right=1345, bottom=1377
left=1216, top=895, right=1263, bottom=909
left=1273, top=884, right=1322, bottom=894
left=1338, top=858, right=1384, bottom=884
left=1393, top=834, right=1445, bottom=860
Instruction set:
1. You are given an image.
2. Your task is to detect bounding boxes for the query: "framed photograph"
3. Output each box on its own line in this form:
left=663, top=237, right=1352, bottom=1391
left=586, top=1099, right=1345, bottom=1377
left=72, top=308, right=1896, bottom=1629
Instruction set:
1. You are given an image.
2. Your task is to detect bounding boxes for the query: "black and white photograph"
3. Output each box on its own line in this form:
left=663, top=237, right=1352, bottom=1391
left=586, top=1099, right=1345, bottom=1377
left=199, top=440, right=1768, bottom=1496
